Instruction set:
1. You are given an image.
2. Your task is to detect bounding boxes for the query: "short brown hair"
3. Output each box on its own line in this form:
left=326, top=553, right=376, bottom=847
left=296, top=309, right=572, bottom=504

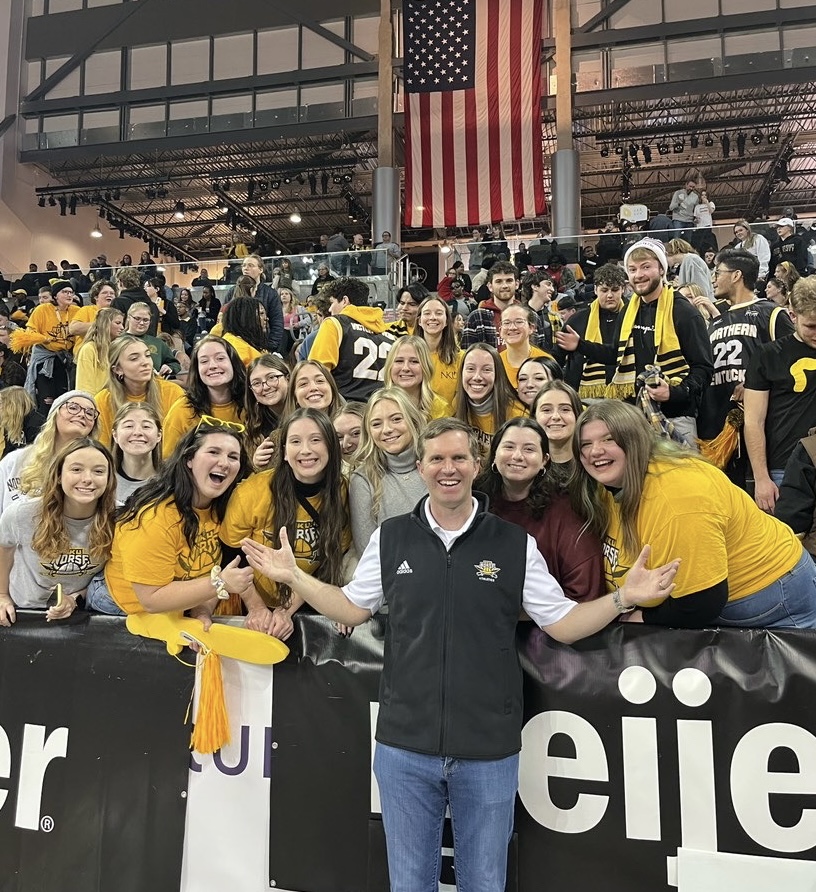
left=417, top=417, right=480, bottom=462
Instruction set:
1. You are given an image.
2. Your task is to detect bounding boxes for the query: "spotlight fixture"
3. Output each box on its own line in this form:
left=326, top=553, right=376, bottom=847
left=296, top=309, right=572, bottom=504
left=289, top=211, right=302, bottom=224
left=173, top=200, right=186, bottom=220
left=48, top=195, right=56, bottom=207
left=690, top=134, right=699, bottom=149
left=768, top=129, right=780, bottom=145
left=641, top=144, right=652, bottom=164
left=220, top=204, right=229, bottom=213
left=321, top=173, right=329, bottom=194
left=104, top=190, right=112, bottom=202
left=704, top=134, right=714, bottom=147
left=37, top=195, right=46, bottom=208
left=247, top=178, right=256, bottom=201
left=673, top=139, right=685, bottom=154
left=99, top=207, right=106, bottom=220
left=112, top=188, right=121, bottom=200
left=332, top=174, right=343, bottom=185
left=721, top=133, right=731, bottom=159
left=440, top=241, right=451, bottom=255
left=737, top=132, right=747, bottom=157
left=308, top=173, right=317, bottom=196
left=69, top=195, right=77, bottom=215
left=657, top=141, right=670, bottom=156
left=599, top=144, right=610, bottom=158
left=270, top=179, right=282, bottom=190
left=343, top=173, right=353, bottom=183
left=283, top=176, right=292, bottom=185
left=90, top=219, right=103, bottom=239
left=296, top=174, right=306, bottom=186
left=614, top=144, right=624, bottom=156
left=751, top=129, right=763, bottom=146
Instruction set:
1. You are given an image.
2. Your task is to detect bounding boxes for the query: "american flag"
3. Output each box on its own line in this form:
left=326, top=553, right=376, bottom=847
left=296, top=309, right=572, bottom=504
left=403, top=0, right=546, bottom=229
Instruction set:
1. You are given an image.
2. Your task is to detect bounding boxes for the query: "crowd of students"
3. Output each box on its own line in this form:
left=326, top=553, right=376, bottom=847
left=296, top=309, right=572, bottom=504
left=0, top=233, right=814, bottom=636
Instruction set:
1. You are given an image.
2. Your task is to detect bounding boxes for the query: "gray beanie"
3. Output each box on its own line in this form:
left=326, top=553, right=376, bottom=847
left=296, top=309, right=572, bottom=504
left=48, top=389, right=98, bottom=417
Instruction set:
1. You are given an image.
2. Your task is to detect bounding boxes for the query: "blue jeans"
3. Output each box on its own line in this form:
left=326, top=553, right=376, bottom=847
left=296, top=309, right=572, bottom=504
left=717, top=549, right=816, bottom=629
left=85, top=571, right=125, bottom=616
left=373, top=742, right=518, bottom=892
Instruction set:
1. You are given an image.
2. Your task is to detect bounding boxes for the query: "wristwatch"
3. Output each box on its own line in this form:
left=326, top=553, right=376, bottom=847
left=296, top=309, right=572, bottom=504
left=210, top=566, right=229, bottom=600
left=612, top=587, right=635, bottom=614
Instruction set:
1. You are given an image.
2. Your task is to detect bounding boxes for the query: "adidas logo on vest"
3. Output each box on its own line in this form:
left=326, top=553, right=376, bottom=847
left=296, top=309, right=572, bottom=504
left=396, top=561, right=413, bottom=575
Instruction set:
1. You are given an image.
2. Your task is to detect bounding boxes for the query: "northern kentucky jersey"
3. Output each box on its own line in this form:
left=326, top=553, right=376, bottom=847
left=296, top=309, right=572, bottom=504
left=697, top=298, right=793, bottom=439
left=333, top=315, right=398, bottom=400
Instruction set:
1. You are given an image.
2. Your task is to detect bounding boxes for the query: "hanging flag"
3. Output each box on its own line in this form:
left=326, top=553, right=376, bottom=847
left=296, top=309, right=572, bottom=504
left=403, top=0, right=546, bottom=229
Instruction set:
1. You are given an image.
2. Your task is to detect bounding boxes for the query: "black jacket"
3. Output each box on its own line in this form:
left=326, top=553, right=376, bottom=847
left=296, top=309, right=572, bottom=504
left=376, top=495, right=529, bottom=759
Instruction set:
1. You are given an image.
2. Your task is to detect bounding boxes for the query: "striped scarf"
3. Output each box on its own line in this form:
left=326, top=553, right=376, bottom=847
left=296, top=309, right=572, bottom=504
left=601, top=286, right=689, bottom=401
left=578, top=300, right=611, bottom=399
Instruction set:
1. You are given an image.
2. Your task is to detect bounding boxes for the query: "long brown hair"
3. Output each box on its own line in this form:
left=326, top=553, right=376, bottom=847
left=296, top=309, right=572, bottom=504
left=454, top=342, right=520, bottom=433
left=245, top=354, right=290, bottom=454
left=416, top=296, right=460, bottom=366
left=269, top=408, right=349, bottom=607
left=32, top=438, right=116, bottom=563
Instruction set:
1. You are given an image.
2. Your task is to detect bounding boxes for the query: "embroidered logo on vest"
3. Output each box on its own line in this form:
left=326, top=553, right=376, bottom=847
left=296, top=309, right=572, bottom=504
left=474, top=560, right=500, bottom=582
left=396, top=560, right=413, bottom=575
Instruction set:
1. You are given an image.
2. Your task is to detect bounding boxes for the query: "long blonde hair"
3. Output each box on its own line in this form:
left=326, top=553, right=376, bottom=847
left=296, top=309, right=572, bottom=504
left=0, top=387, right=35, bottom=449
left=32, top=438, right=116, bottom=564
left=81, top=306, right=123, bottom=370
left=20, top=400, right=100, bottom=496
left=351, top=388, right=424, bottom=519
left=734, top=218, right=757, bottom=250
left=110, top=402, right=163, bottom=476
left=382, top=335, right=438, bottom=421
left=105, top=335, right=165, bottom=419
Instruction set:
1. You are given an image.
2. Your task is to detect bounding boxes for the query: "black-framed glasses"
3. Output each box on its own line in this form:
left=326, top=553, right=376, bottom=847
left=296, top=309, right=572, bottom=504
left=249, top=373, right=287, bottom=392
left=713, top=267, right=735, bottom=277
left=61, top=400, right=99, bottom=422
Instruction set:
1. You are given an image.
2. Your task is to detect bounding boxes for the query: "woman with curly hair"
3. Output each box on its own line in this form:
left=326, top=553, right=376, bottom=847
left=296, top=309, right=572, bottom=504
left=95, top=335, right=184, bottom=446
left=475, top=417, right=603, bottom=603
left=246, top=354, right=290, bottom=470
left=75, top=306, right=125, bottom=394
left=220, top=407, right=350, bottom=634
left=220, top=296, right=268, bottom=366
left=382, top=335, right=451, bottom=421
left=348, top=388, right=427, bottom=557
left=92, top=421, right=256, bottom=621
left=161, top=336, right=246, bottom=458
left=0, top=437, right=116, bottom=625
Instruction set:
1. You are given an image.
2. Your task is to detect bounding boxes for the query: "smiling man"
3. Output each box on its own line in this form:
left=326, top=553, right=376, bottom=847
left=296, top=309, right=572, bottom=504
left=556, top=237, right=713, bottom=448
left=241, top=416, right=680, bottom=892
left=461, top=260, right=520, bottom=349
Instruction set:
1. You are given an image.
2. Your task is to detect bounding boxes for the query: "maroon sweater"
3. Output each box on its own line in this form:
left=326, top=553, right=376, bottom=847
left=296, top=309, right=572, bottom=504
left=489, top=493, right=604, bottom=603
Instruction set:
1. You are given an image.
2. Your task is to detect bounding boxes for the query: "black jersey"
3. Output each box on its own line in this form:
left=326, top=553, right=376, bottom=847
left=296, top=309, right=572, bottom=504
left=697, top=299, right=793, bottom=440
left=332, top=314, right=397, bottom=400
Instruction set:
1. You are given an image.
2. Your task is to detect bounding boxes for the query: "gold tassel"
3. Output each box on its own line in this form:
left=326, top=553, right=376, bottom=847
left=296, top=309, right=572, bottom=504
left=190, top=647, right=231, bottom=755
left=578, top=383, right=607, bottom=400
left=698, top=407, right=744, bottom=469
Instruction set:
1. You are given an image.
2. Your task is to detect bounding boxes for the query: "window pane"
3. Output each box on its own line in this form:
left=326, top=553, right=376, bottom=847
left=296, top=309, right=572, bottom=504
left=47, top=0, right=81, bottom=11
left=129, top=104, right=166, bottom=140
left=256, top=26, right=299, bottom=75
left=44, top=55, right=80, bottom=99
left=81, top=108, right=120, bottom=144
left=663, top=0, right=717, bottom=22
left=130, top=44, right=167, bottom=90
left=170, top=38, right=210, bottom=85
left=352, top=15, right=379, bottom=55
left=213, top=32, right=254, bottom=80
left=301, top=20, right=345, bottom=69
left=299, top=82, right=344, bottom=122
left=610, top=0, right=661, bottom=28
left=84, top=50, right=121, bottom=95
left=255, top=88, right=297, bottom=127
left=26, top=60, right=42, bottom=94
left=212, top=95, right=253, bottom=132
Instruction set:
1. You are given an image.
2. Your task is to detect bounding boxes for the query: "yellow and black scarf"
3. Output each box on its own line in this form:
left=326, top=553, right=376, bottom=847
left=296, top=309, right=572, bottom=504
left=580, top=286, right=689, bottom=401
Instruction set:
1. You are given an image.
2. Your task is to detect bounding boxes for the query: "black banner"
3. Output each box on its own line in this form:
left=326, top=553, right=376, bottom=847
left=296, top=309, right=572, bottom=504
left=0, top=613, right=193, bottom=892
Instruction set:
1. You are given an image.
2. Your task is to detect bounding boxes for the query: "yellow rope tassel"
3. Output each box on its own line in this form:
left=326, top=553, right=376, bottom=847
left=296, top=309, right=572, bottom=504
left=190, top=648, right=231, bottom=755
left=698, top=407, right=744, bottom=469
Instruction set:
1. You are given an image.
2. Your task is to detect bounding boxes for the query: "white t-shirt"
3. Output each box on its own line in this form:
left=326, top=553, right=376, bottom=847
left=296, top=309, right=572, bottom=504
left=0, top=445, right=33, bottom=516
left=342, top=497, right=576, bottom=629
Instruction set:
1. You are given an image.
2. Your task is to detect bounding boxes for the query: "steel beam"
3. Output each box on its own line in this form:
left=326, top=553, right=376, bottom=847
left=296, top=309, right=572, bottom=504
left=265, top=2, right=374, bottom=62
left=0, top=114, right=16, bottom=139
left=576, top=0, right=631, bottom=34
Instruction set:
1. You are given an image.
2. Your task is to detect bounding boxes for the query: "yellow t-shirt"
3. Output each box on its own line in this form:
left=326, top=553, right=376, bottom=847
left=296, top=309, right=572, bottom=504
left=599, top=458, right=804, bottom=605
left=161, top=398, right=243, bottom=458
left=24, top=303, right=79, bottom=352
left=71, top=305, right=101, bottom=355
left=105, top=499, right=222, bottom=615
left=222, top=333, right=263, bottom=368
left=466, top=400, right=526, bottom=454
left=220, top=470, right=351, bottom=606
left=430, top=350, right=463, bottom=407
left=95, top=377, right=185, bottom=447
left=75, top=342, right=108, bottom=395
left=500, top=346, right=552, bottom=390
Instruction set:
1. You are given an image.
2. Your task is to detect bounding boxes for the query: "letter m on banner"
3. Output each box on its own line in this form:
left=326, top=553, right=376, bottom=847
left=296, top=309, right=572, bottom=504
left=403, top=0, right=547, bottom=229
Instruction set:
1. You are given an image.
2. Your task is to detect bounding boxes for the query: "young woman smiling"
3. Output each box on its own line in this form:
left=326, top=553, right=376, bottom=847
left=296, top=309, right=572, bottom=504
left=220, top=408, right=350, bottom=634
left=475, top=418, right=603, bottom=603
left=110, top=403, right=162, bottom=506
left=75, top=306, right=125, bottom=394
left=281, top=360, right=345, bottom=419
left=516, top=355, right=564, bottom=408
left=0, top=437, right=116, bottom=625
left=161, top=336, right=246, bottom=458
left=348, top=388, right=428, bottom=556
left=245, top=354, right=290, bottom=471
left=382, top=336, right=451, bottom=421
left=498, top=304, right=552, bottom=389
left=531, top=381, right=583, bottom=477
left=95, top=335, right=184, bottom=447
left=333, top=401, right=365, bottom=471
left=453, top=342, right=525, bottom=460
left=416, top=296, right=463, bottom=407
left=94, top=423, right=254, bottom=619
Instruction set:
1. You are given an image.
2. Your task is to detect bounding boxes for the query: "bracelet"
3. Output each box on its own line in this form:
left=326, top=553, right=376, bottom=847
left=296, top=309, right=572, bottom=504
left=612, top=587, right=635, bottom=614
left=210, top=566, right=230, bottom=600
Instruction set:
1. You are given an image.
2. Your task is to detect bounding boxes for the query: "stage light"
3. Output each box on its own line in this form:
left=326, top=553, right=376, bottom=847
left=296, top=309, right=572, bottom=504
left=174, top=200, right=186, bottom=220
left=37, top=195, right=46, bottom=208
left=599, top=144, right=610, bottom=158
left=751, top=129, right=763, bottom=146
left=289, top=211, right=302, bottom=224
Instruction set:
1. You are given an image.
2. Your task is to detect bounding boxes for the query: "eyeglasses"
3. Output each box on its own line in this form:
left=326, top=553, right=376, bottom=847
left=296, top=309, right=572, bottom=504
left=195, top=414, right=246, bottom=434
left=500, top=320, right=528, bottom=329
left=61, top=400, right=99, bottom=422
left=249, top=372, right=287, bottom=392
left=713, top=268, right=735, bottom=278
left=129, top=316, right=151, bottom=324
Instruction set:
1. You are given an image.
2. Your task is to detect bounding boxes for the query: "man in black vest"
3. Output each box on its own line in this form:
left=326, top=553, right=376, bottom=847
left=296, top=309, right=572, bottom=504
left=242, top=418, right=678, bottom=892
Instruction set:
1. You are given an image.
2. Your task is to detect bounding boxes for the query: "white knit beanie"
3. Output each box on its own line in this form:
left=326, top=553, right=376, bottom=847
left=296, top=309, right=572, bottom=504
left=623, top=237, right=669, bottom=275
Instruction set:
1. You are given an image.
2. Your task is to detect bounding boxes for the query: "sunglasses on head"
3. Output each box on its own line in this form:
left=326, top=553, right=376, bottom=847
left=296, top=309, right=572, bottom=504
left=195, top=414, right=246, bottom=434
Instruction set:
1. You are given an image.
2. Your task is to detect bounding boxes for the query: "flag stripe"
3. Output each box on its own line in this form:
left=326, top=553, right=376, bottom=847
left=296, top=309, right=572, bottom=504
left=403, top=0, right=545, bottom=229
